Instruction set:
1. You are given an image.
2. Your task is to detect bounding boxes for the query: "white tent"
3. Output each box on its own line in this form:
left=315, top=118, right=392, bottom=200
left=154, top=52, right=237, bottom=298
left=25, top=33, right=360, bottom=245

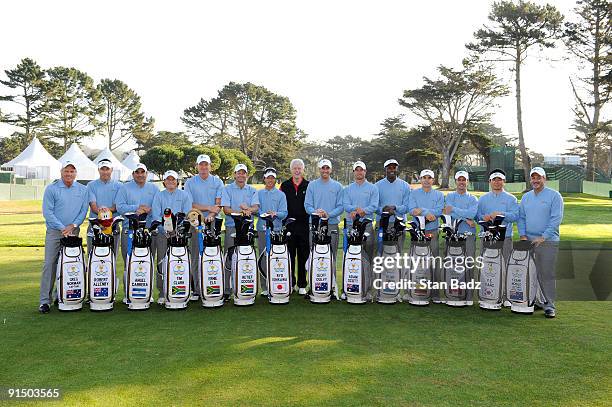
left=59, top=143, right=98, bottom=180
left=121, top=150, right=140, bottom=171
left=93, top=147, right=132, bottom=181
left=1, top=137, right=61, bottom=180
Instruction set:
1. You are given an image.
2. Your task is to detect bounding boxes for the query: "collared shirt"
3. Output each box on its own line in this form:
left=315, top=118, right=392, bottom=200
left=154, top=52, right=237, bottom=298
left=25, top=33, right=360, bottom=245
left=42, top=180, right=89, bottom=230
left=86, top=178, right=122, bottom=216
left=518, top=187, right=564, bottom=241
left=445, top=191, right=479, bottom=234
left=375, top=177, right=411, bottom=222
left=304, top=177, right=344, bottom=225
left=115, top=180, right=159, bottom=227
left=256, top=187, right=288, bottom=231
left=152, top=188, right=193, bottom=233
left=408, top=187, right=445, bottom=230
left=476, top=189, right=519, bottom=238
left=184, top=173, right=224, bottom=217
left=221, top=182, right=260, bottom=228
left=342, top=180, right=379, bottom=227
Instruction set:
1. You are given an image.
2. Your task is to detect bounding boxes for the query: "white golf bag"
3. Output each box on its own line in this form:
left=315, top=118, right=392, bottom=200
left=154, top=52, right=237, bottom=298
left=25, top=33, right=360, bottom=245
left=87, top=216, right=122, bottom=311
left=258, top=214, right=294, bottom=304
left=190, top=212, right=225, bottom=308
left=307, top=214, right=338, bottom=303
left=230, top=213, right=258, bottom=306
left=506, top=240, right=544, bottom=314
left=477, top=215, right=507, bottom=310
left=440, top=215, right=471, bottom=307
left=56, top=235, right=87, bottom=311
left=124, top=213, right=157, bottom=310
left=375, top=213, right=405, bottom=304
left=342, top=216, right=372, bottom=304
left=161, top=210, right=192, bottom=310
left=405, top=216, right=435, bottom=306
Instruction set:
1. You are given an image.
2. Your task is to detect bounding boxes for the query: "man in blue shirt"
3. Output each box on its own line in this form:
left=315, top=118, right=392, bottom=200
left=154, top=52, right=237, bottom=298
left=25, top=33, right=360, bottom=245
left=376, top=159, right=411, bottom=252
left=39, top=161, right=89, bottom=313
left=221, top=163, right=260, bottom=298
left=86, top=159, right=122, bottom=256
left=444, top=170, right=479, bottom=305
left=408, top=169, right=445, bottom=302
left=476, top=168, right=520, bottom=307
left=151, top=170, right=193, bottom=304
left=304, top=159, right=344, bottom=259
left=184, top=154, right=224, bottom=300
left=518, top=167, right=564, bottom=318
left=256, top=167, right=288, bottom=295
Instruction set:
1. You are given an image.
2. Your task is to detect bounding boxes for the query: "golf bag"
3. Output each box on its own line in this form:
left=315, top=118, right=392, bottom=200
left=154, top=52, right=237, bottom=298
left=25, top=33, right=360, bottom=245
left=375, top=212, right=405, bottom=304
left=307, top=214, right=338, bottom=303
left=124, top=213, right=159, bottom=310
left=56, top=235, right=87, bottom=311
left=477, top=215, right=507, bottom=310
left=258, top=214, right=294, bottom=304
left=187, top=209, right=225, bottom=308
left=506, top=240, right=545, bottom=314
left=405, top=216, right=434, bottom=306
left=87, top=214, right=122, bottom=311
left=440, top=215, right=472, bottom=307
left=160, top=209, right=192, bottom=310
left=229, top=213, right=258, bottom=306
left=342, top=215, right=372, bottom=304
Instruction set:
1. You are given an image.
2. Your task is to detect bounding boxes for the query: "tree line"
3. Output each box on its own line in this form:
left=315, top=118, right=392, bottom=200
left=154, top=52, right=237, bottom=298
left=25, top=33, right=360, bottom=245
left=0, top=0, right=610, bottom=187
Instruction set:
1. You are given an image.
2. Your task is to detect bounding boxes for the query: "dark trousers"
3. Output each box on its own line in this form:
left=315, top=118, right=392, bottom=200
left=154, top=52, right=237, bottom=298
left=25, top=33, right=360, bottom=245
left=288, top=225, right=310, bottom=288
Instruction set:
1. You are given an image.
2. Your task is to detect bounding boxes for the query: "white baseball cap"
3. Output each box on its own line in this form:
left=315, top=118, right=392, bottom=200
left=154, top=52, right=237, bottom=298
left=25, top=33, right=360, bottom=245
left=97, top=159, right=113, bottom=170
left=530, top=167, right=546, bottom=177
left=383, top=159, right=399, bottom=168
left=61, top=160, right=77, bottom=170
left=134, top=163, right=148, bottom=172
left=454, top=170, right=469, bottom=180
left=352, top=161, right=366, bottom=171
left=234, top=163, right=248, bottom=173
left=420, top=169, right=435, bottom=178
left=318, top=159, right=332, bottom=169
left=489, top=171, right=506, bottom=181
left=196, top=154, right=211, bottom=165
left=163, top=170, right=178, bottom=180
left=263, top=167, right=277, bottom=178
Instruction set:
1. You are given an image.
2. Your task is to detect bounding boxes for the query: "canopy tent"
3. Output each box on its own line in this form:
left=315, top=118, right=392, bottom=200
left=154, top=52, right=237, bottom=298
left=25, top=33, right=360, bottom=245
left=1, top=137, right=61, bottom=180
left=93, top=147, right=132, bottom=181
left=121, top=150, right=140, bottom=171
left=58, top=143, right=98, bottom=180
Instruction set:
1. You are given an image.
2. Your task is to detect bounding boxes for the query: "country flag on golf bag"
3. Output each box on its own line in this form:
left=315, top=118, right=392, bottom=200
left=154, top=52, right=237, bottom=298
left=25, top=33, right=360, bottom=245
left=346, top=283, right=359, bottom=293
left=315, top=282, right=328, bottom=291
left=132, top=287, right=147, bottom=298
left=66, top=289, right=82, bottom=299
left=240, top=284, right=254, bottom=294
left=206, top=285, right=221, bottom=295
left=172, top=285, right=186, bottom=296
left=94, top=287, right=109, bottom=298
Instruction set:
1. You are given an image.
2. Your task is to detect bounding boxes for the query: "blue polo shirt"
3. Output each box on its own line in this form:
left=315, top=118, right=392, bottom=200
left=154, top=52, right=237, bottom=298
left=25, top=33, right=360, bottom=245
left=408, top=187, right=445, bottom=231
left=152, top=188, right=193, bottom=233
left=184, top=174, right=224, bottom=217
left=518, top=187, right=564, bottom=241
left=115, top=180, right=159, bottom=227
left=304, top=177, right=344, bottom=225
left=476, top=190, right=519, bottom=238
left=445, top=191, right=478, bottom=234
left=42, top=180, right=89, bottom=230
left=375, top=177, right=411, bottom=222
left=87, top=178, right=122, bottom=216
left=342, top=180, right=379, bottom=227
left=256, top=187, right=288, bottom=231
left=221, top=182, right=260, bottom=228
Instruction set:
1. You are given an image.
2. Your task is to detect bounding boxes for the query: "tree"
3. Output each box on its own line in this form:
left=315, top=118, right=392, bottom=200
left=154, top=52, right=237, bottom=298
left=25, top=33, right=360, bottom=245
left=215, top=149, right=255, bottom=182
left=399, top=61, right=508, bottom=188
left=0, top=58, right=47, bottom=140
left=97, top=79, right=151, bottom=150
left=43, top=67, right=104, bottom=151
left=141, top=144, right=184, bottom=177
left=182, top=82, right=301, bottom=169
left=467, top=0, right=564, bottom=189
left=564, top=0, right=611, bottom=181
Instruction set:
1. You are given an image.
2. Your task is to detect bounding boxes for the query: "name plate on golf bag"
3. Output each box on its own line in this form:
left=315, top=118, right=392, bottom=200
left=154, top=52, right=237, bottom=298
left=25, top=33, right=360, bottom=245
left=163, top=246, right=191, bottom=309
left=268, top=244, right=291, bottom=302
left=308, top=244, right=334, bottom=303
left=88, top=245, right=115, bottom=311
left=343, top=245, right=368, bottom=304
left=201, top=246, right=224, bottom=307
left=127, top=247, right=154, bottom=309
left=233, top=245, right=257, bottom=306
left=57, top=236, right=86, bottom=311
left=407, top=242, right=433, bottom=305
left=478, top=242, right=504, bottom=310
left=506, top=240, right=540, bottom=314
left=444, top=242, right=468, bottom=306
left=377, top=242, right=401, bottom=304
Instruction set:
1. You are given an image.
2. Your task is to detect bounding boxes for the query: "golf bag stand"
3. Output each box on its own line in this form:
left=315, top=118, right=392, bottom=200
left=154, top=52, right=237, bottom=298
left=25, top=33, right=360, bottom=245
left=230, top=213, right=258, bottom=306
left=258, top=214, right=294, bottom=305
left=125, top=213, right=157, bottom=310
left=477, top=215, right=507, bottom=311
left=506, top=240, right=543, bottom=314
left=88, top=215, right=122, bottom=311
left=307, top=214, right=336, bottom=303
left=376, top=213, right=405, bottom=304
left=161, top=211, right=192, bottom=310
left=406, top=216, right=434, bottom=306
left=440, top=215, right=469, bottom=307
left=56, top=235, right=87, bottom=311
left=199, top=216, right=225, bottom=308
left=342, top=216, right=372, bottom=304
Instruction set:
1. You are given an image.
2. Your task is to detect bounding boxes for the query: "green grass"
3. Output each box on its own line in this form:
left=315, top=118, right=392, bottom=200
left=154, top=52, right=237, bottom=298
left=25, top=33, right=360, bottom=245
left=0, top=196, right=611, bottom=405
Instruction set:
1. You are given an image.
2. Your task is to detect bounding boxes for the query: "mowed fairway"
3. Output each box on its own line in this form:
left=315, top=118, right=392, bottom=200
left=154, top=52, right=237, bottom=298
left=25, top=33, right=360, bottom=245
left=0, top=196, right=611, bottom=406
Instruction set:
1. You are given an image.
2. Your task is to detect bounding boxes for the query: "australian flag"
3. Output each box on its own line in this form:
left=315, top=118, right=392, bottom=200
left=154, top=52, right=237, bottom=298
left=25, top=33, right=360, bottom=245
left=315, top=282, right=328, bottom=292
left=94, top=287, right=109, bottom=298
left=346, top=284, right=359, bottom=293
left=66, top=289, right=82, bottom=299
